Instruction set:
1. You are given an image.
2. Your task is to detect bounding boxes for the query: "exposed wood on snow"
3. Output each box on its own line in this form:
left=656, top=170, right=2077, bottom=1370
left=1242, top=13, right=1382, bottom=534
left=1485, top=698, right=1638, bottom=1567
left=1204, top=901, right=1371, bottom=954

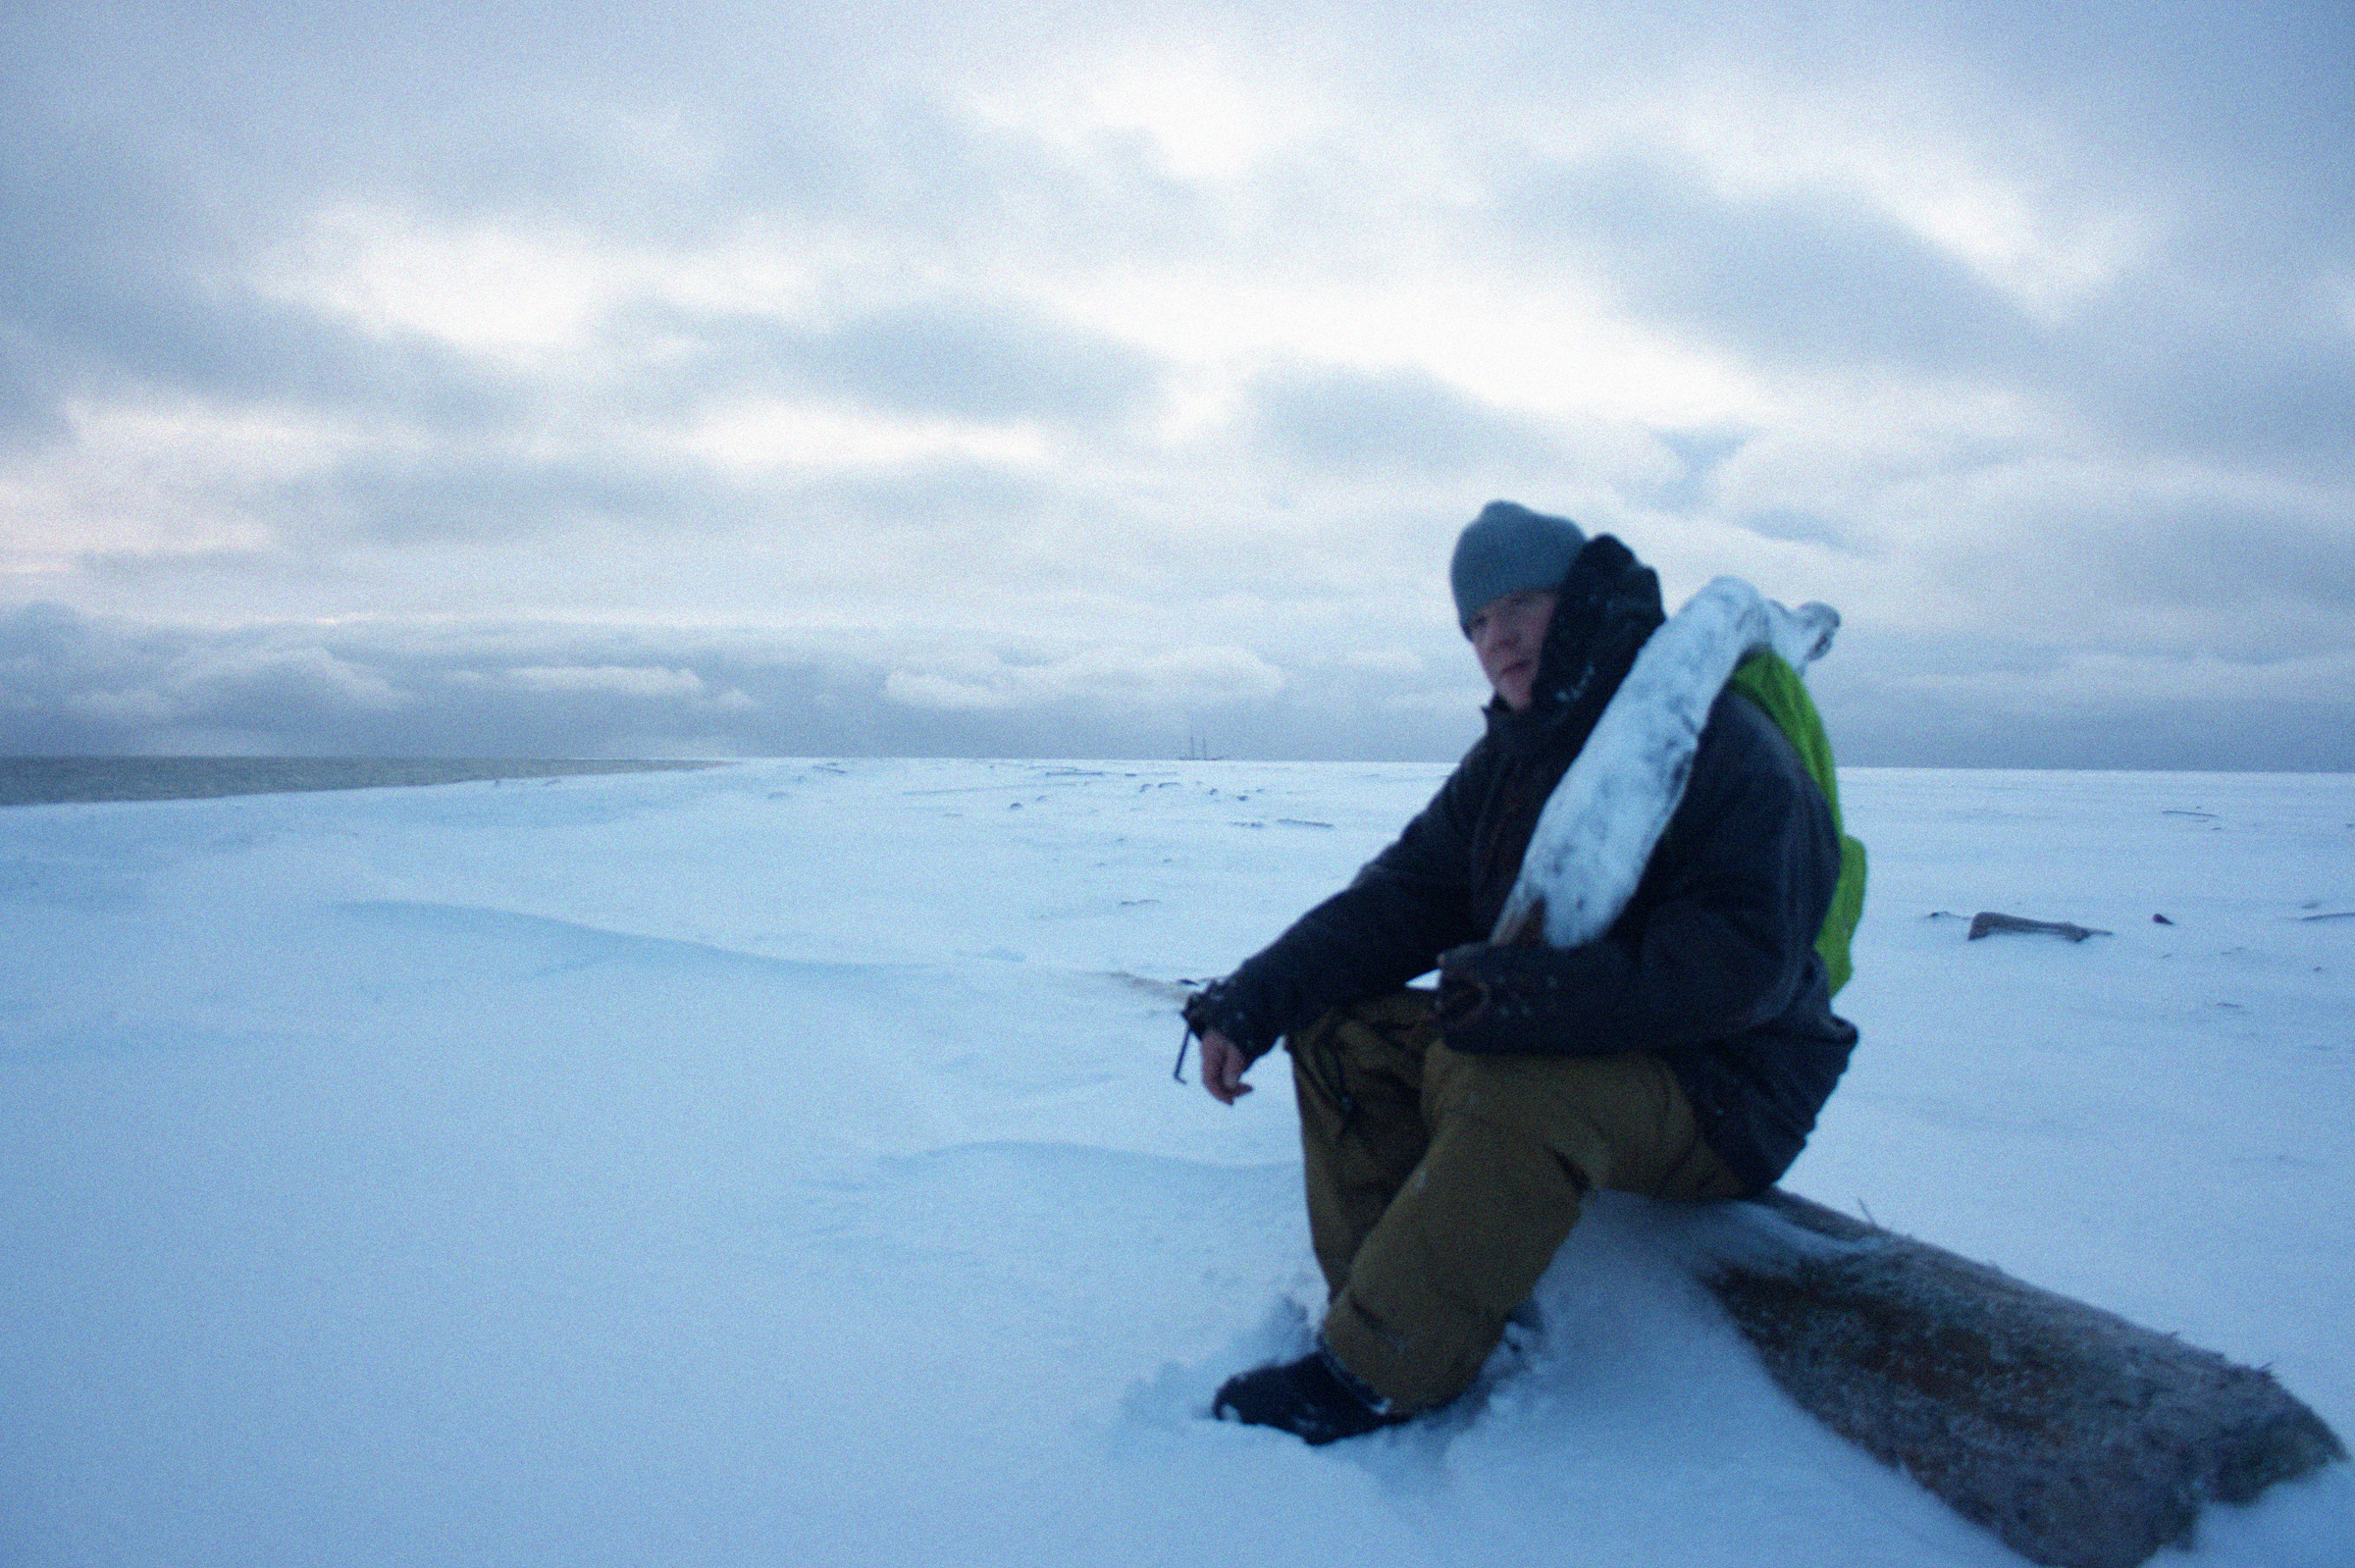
left=1967, top=912, right=2114, bottom=942
left=1689, top=1191, right=2345, bottom=1568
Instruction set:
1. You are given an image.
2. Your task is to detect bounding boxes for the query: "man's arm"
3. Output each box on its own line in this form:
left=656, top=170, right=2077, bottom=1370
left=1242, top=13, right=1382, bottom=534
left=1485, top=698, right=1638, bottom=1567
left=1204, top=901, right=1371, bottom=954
left=1184, top=751, right=1489, bottom=1077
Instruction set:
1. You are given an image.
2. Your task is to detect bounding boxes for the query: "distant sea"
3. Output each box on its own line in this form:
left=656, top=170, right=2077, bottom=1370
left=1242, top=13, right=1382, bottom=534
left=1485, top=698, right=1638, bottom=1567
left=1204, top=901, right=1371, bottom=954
left=0, top=757, right=729, bottom=808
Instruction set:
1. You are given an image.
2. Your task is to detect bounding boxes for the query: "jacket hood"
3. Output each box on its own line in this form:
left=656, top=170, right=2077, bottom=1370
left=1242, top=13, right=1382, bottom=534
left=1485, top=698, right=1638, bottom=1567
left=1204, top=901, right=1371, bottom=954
left=1486, top=534, right=1664, bottom=749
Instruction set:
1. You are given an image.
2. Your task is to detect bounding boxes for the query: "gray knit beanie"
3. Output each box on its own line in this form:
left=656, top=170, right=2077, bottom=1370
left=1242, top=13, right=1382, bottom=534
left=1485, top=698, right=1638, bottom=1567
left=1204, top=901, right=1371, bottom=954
left=1448, top=500, right=1587, bottom=631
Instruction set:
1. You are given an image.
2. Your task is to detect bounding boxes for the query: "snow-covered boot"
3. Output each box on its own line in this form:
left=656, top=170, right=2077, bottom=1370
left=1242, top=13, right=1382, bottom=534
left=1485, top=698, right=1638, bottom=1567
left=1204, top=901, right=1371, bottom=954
left=1212, top=1346, right=1406, bottom=1444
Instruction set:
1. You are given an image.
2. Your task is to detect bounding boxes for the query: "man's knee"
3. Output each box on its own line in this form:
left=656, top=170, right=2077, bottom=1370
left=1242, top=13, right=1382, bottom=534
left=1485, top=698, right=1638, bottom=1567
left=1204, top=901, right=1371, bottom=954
left=1420, top=1045, right=1705, bottom=1197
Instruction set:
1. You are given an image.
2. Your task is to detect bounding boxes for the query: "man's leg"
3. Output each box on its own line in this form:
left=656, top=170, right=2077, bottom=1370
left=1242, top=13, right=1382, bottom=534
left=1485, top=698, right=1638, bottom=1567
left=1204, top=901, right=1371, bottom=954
left=1212, top=992, right=1439, bottom=1445
left=1321, top=1044, right=1743, bottom=1413
left=1287, top=990, right=1438, bottom=1299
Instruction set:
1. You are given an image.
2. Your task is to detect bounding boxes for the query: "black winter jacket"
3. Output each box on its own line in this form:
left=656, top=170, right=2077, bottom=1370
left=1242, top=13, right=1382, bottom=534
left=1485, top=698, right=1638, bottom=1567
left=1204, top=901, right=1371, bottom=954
left=1186, top=539, right=1858, bottom=1192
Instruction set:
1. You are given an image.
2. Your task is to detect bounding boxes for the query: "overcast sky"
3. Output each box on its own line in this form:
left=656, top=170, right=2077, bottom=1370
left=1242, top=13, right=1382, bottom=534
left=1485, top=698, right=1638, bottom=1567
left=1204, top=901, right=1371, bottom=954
left=3, top=0, right=2350, bottom=766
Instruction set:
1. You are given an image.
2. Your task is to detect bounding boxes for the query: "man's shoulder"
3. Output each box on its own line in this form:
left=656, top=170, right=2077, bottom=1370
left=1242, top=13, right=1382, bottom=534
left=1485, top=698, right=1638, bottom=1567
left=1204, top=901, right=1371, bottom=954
left=1702, top=684, right=1794, bottom=762
left=1415, top=720, right=1505, bottom=805
left=1689, top=687, right=1833, bottom=824
left=1354, top=727, right=1498, bottom=889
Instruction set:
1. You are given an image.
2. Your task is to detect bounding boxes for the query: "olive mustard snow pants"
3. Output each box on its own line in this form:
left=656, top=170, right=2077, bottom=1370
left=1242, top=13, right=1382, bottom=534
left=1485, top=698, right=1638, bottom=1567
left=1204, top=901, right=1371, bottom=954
left=1289, top=988, right=1744, bottom=1413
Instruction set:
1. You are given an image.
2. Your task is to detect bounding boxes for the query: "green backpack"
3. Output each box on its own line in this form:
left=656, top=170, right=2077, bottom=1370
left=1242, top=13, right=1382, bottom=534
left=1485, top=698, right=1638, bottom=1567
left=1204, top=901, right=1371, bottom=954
left=1727, top=651, right=1866, bottom=996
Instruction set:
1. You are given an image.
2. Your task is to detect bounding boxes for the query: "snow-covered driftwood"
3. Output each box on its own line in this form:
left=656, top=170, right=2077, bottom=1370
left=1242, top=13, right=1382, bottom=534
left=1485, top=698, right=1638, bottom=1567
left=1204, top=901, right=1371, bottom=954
left=1684, top=1191, right=2345, bottom=1568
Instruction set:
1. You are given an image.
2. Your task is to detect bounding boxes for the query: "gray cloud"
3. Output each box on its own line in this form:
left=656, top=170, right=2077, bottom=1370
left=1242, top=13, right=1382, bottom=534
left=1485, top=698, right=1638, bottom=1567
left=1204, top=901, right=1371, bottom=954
left=2056, top=285, right=2355, bottom=480
left=266, top=450, right=749, bottom=547
left=790, top=299, right=1166, bottom=425
left=1503, top=153, right=2041, bottom=378
left=2, top=0, right=2349, bottom=769
left=0, top=602, right=1466, bottom=762
left=1500, top=140, right=2353, bottom=484
left=1650, top=429, right=1751, bottom=516
left=1731, top=510, right=1854, bottom=550
left=1962, top=0, right=2353, bottom=220
left=613, top=297, right=1168, bottom=427
left=8, top=601, right=2350, bottom=770
left=1246, top=364, right=1566, bottom=477
left=2091, top=509, right=2355, bottom=618
left=1806, top=625, right=2355, bottom=772
left=0, top=67, right=530, bottom=440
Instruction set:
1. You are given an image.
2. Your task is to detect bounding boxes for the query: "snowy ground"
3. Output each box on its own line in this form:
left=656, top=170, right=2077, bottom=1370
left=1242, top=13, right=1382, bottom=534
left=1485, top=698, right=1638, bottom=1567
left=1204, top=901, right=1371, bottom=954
left=3, top=758, right=2350, bottom=1567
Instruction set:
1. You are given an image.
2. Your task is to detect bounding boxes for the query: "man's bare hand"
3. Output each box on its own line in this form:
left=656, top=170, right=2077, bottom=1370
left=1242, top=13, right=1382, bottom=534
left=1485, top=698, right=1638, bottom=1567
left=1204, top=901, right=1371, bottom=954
left=1198, top=1028, right=1255, bottom=1104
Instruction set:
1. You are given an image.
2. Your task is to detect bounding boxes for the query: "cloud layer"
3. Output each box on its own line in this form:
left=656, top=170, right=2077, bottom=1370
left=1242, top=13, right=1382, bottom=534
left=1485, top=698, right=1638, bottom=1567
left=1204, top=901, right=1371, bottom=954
left=4, top=0, right=2350, bottom=765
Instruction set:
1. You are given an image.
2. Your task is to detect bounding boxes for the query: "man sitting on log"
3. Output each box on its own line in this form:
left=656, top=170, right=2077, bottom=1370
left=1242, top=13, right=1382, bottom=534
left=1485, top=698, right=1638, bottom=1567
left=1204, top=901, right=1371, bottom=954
left=1184, top=500, right=1860, bottom=1443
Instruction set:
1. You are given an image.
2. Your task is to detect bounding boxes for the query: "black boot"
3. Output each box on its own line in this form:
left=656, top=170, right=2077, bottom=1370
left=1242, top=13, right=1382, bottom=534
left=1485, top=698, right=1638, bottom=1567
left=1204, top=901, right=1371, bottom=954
left=1212, top=1347, right=1406, bottom=1445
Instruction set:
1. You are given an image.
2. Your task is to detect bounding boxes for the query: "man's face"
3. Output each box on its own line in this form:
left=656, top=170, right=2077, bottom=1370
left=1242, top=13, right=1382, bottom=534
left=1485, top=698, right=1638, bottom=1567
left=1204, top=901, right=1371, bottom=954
left=1468, top=588, right=1556, bottom=711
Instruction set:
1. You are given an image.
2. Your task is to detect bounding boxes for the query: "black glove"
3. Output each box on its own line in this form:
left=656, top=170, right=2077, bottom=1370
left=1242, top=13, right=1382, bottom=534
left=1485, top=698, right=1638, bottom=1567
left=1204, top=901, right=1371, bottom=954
left=1435, top=940, right=1582, bottom=1055
left=1182, top=978, right=1242, bottom=1045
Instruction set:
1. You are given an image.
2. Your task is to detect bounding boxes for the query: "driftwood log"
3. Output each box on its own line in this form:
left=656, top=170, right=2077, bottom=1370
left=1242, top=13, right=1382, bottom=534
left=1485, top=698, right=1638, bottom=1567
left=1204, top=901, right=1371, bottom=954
left=1685, top=1191, right=2343, bottom=1568
left=1965, top=912, right=2113, bottom=942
